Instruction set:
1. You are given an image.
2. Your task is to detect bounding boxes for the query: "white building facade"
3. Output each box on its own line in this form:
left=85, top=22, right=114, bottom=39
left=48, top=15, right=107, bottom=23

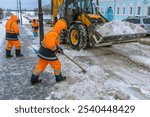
left=93, top=0, right=150, bottom=21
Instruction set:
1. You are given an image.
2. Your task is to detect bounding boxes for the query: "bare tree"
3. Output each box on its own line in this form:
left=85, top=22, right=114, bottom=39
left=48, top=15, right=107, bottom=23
left=5, top=11, right=13, bottom=17
left=43, top=4, right=51, bottom=15
left=0, top=8, right=4, bottom=19
left=34, top=8, right=38, bottom=16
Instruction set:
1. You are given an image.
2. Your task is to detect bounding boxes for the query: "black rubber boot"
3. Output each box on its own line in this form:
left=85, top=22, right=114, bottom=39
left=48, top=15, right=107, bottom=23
left=16, top=49, right=23, bottom=57
left=31, top=74, right=42, bottom=85
left=6, top=49, right=13, bottom=58
left=55, top=73, right=66, bottom=82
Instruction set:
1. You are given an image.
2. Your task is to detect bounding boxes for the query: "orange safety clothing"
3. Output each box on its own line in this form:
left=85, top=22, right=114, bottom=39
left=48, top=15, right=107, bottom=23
left=33, top=19, right=67, bottom=75
left=32, top=19, right=39, bottom=32
left=5, top=15, right=19, bottom=40
left=38, top=19, right=67, bottom=60
left=33, top=58, right=61, bottom=75
left=6, top=40, right=21, bottom=50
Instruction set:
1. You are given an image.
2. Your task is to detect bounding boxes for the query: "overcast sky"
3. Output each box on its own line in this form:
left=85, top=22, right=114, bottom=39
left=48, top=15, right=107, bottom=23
left=0, top=0, right=50, bottom=9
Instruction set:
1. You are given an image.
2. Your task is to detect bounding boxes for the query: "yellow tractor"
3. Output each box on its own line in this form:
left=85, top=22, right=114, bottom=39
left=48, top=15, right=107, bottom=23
left=51, top=0, right=145, bottom=49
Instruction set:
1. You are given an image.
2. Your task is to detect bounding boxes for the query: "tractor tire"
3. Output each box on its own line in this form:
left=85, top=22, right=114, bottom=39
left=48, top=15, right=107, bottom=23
left=69, top=23, right=88, bottom=50
left=60, top=30, right=67, bottom=44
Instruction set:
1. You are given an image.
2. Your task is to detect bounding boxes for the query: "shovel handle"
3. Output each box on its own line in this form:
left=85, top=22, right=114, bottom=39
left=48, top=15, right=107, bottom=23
left=63, top=53, right=86, bottom=73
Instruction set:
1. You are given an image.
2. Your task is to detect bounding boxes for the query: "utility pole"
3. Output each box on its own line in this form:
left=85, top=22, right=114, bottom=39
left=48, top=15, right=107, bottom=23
left=38, top=0, right=44, bottom=43
left=51, top=0, right=53, bottom=26
left=17, top=0, right=19, bottom=21
left=16, top=0, right=18, bottom=16
left=19, top=0, right=22, bottom=25
left=114, top=0, right=116, bottom=21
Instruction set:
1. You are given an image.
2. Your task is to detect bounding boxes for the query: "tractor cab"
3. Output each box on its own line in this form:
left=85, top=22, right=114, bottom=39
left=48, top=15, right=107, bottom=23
left=63, top=0, right=95, bottom=27
left=61, top=0, right=107, bottom=28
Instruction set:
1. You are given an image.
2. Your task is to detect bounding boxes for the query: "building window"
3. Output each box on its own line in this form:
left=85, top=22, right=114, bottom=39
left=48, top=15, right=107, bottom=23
left=123, top=7, right=125, bottom=14
left=137, top=7, right=141, bottom=15
left=147, top=7, right=150, bottom=15
left=117, top=7, right=120, bottom=14
left=130, top=7, right=133, bottom=14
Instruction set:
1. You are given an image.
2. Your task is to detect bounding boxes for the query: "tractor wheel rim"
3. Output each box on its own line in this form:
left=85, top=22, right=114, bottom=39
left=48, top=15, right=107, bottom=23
left=71, top=29, right=78, bottom=45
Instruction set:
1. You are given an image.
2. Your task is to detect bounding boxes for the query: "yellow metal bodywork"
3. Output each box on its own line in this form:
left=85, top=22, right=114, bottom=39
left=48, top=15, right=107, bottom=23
left=78, top=13, right=107, bottom=26
left=87, top=14, right=101, bottom=19
left=87, top=14, right=107, bottom=23
left=51, top=0, right=64, bottom=17
left=51, top=0, right=107, bottom=26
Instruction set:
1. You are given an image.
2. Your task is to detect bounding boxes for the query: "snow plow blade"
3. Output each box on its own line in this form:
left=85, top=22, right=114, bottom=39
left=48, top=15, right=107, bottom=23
left=100, top=33, right=146, bottom=44
left=90, top=29, right=146, bottom=46
left=88, top=21, right=147, bottom=46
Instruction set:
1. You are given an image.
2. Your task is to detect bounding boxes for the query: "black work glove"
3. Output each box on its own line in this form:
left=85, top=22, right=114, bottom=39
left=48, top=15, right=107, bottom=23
left=57, top=46, right=64, bottom=54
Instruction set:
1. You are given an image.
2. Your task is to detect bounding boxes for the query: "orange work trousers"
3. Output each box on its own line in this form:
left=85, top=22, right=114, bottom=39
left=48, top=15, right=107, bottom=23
left=6, top=40, right=21, bottom=50
left=33, top=58, right=61, bottom=75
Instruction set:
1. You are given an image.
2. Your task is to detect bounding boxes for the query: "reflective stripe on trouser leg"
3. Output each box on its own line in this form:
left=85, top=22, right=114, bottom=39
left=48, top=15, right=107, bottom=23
left=6, top=40, right=13, bottom=50
left=48, top=60, right=61, bottom=75
left=32, top=68, right=41, bottom=75
left=32, top=58, right=48, bottom=75
left=13, top=40, right=21, bottom=49
left=54, top=70, right=61, bottom=75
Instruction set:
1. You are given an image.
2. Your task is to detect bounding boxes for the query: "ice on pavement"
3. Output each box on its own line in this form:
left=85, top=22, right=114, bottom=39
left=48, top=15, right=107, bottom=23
left=0, top=21, right=6, bottom=51
left=1, top=15, right=149, bottom=100
left=96, top=21, right=146, bottom=36
left=129, top=55, right=150, bottom=68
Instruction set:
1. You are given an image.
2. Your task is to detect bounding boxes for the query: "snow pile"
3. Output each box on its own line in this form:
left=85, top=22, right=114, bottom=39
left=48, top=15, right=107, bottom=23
left=44, top=48, right=110, bottom=100
left=45, top=65, right=108, bottom=100
left=96, top=21, right=146, bottom=36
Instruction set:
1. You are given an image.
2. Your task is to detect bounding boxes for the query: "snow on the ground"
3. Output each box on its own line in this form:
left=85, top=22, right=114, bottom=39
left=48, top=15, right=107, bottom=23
left=96, top=21, right=146, bottom=36
left=113, top=42, right=150, bottom=68
left=64, top=49, right=92, bottom=57
left=0, top=20, right=6, bottom=51
left=43, top=15, right=51, bottom=19
left=24, top=11, right=35, bottom=18
left=129, top=55, right=150, bottom=68
left=46, top=53, right=108, bottom=100
left=21, top=25, right=33, bottom=36
left=22, top=15, right=30, bottom=24
left=20, top=21, right=150, bottom=100
left=21, top=25, right=40, bottom=51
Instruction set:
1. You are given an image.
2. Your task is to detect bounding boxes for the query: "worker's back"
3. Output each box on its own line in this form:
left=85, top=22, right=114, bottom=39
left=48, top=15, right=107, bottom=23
left=42, top=28, right=59, bottom=51
left=5, top=15, right=19, bottom=40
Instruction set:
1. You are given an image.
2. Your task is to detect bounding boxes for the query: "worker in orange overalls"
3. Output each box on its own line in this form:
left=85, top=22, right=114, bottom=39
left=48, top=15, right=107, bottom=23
left=31, top=19, right=67, bottom=85
left=31, top=19, right=39, bottom=37
left=5, top=15, right=23, bottom=58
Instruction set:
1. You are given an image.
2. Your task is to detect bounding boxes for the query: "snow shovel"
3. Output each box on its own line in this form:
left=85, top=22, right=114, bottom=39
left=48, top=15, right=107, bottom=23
left=63, top=53, right=86, bottom=74
left=18, top=36, right=39, bottom=54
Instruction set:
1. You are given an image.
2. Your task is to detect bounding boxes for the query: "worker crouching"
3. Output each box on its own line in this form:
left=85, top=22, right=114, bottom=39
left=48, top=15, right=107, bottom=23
left=5, top=15, right=23, bottom=58
left=31, top=19, right=39, bottom=37
left=31, top=19, right=67, bottom=85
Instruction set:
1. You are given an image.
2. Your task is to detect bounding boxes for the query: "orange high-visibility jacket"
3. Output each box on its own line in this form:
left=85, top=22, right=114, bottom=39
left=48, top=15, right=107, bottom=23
left=38, top=19, right=67, bottom=61
left=32, top=20, right=39, bottom=32
left=5, top=15, right=19, bottom=40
